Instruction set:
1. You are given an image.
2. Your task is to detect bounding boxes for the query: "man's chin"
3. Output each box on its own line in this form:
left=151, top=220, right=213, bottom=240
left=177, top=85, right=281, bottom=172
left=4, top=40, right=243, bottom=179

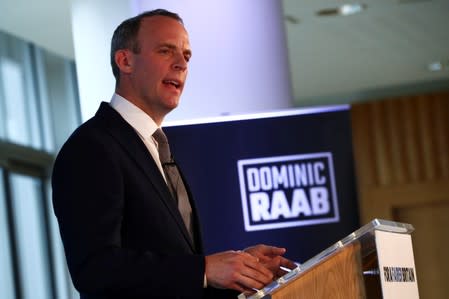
left=163, top=99, right=180, bottom=113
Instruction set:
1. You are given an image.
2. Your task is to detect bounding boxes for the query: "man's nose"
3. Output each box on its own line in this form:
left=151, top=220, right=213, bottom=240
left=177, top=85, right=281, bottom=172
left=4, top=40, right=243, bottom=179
left=173, top=55, right=187, bottom=71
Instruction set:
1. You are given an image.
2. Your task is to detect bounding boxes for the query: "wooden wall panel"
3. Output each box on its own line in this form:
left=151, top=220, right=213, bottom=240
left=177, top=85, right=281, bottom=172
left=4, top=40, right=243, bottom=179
left=395, top=201, right=449, bottom=299
left=351, top=91, right=449, bottom=299
left=352, top=92, right=449, bottom=189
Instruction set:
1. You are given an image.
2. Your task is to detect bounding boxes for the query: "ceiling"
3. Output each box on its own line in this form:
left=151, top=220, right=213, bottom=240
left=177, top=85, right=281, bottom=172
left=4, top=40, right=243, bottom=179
left=0, top=0, right=448, bottom=107
left=283, top=0, right=449, bottom=106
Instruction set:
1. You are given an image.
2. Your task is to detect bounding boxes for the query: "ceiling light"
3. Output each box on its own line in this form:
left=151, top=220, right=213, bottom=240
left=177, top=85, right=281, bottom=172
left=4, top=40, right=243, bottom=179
left=340, top=4, right=366, bottom=15
left=427, top=61, right=449, bottom=72
left=317, top=3, right=367, bottom=17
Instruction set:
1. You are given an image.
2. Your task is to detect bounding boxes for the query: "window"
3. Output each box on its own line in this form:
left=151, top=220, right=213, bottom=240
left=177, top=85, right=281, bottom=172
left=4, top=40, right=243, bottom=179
left=0, top=30, right=80, bottom=299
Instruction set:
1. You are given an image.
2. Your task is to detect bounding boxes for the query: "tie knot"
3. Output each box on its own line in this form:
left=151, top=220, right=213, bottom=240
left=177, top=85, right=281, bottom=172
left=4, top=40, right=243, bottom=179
left=153, top=128, right=168, bottom=144
left=153, top=128, right=171, bottom=163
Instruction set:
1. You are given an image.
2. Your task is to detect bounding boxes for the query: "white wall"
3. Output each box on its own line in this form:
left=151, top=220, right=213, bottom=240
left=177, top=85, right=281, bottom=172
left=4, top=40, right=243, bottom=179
left=71, top=0, right=293, bottom=122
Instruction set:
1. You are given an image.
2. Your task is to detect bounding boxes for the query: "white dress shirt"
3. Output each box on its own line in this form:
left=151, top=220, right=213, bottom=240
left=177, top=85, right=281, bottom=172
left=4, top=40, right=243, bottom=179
left=109, top=93, right=167, bottom=182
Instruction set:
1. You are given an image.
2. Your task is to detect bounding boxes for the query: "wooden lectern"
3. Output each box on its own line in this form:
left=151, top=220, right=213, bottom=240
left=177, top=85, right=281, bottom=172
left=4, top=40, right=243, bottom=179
left=239, top=219, right=419, bottom=299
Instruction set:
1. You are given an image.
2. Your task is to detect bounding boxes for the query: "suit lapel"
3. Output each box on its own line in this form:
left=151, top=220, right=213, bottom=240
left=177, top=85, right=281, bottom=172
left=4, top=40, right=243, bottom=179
left=95, top=103, right=197, bottom=252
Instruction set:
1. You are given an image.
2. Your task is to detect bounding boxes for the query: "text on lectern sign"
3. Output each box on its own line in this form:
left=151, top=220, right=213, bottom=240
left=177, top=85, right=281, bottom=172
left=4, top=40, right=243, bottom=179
left=375, top=230, right=419, bottom=299
left=238, top=152, right=339, bottom=231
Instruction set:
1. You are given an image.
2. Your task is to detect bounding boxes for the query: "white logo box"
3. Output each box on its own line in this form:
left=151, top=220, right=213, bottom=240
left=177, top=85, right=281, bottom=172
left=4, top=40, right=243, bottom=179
left=237, top=152, right=339, bottom=232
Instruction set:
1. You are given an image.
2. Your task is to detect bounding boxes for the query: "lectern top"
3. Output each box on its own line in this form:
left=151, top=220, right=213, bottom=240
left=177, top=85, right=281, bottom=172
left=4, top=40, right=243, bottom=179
left=238, top=218, right=414, bottom=299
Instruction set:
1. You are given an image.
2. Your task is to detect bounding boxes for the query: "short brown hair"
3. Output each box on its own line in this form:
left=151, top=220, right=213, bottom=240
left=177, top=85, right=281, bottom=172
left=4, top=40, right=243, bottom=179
left=110, top=9, right=183, bottom=84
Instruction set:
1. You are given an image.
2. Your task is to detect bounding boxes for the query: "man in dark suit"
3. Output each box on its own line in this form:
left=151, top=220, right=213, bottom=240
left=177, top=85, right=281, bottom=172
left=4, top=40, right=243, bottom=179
left=52, top=9, right=295, bottom=298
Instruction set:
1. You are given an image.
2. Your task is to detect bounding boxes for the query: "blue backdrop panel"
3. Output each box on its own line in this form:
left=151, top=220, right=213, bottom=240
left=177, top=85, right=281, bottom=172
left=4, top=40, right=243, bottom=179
left=164, top=105, right=359, bottom=263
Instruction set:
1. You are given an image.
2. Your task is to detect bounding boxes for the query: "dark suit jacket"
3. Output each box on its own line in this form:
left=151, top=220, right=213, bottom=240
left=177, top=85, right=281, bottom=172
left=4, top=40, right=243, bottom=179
left=52, top=102, right=237, bottom=299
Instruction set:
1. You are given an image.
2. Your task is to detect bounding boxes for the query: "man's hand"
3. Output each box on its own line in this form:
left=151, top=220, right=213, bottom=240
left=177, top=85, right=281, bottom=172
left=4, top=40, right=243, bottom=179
left=205, top=250, right=274, bottom=292
left=244, top=244, right=297, bottom=279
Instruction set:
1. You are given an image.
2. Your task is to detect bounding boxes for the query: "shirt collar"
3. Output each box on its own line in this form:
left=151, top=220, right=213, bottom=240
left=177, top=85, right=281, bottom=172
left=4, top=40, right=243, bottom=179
left=109, top=93, right=159, bottom=139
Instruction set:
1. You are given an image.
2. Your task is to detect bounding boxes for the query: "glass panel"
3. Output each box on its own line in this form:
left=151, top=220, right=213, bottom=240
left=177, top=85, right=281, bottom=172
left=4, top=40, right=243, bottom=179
left=0, top=31, right=41, bottom=148
left=0, top=168, right=16, bottom=299
left=10, top=173, right=51, bottom=299
left=46, top=180, right=78, bottom=299
left=35, top=48, right=80, bottom=151
left=0, top=31, right=80, bottom=152
left=0, top=56, right=29, bottom=144
left=33, top=47, right=54, bottom=152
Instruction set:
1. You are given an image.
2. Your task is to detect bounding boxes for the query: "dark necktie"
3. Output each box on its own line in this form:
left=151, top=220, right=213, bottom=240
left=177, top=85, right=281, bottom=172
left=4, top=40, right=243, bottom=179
left=152, top=128, right=194, bottom=242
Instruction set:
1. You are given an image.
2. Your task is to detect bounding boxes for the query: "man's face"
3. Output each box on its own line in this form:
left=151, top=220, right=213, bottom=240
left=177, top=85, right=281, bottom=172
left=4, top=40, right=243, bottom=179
left=127, top=16, right=191, bottom=123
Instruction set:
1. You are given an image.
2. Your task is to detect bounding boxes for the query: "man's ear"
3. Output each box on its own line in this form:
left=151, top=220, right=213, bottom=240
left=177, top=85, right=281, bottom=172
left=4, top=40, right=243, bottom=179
left=115, top=49, right=133, bottom=74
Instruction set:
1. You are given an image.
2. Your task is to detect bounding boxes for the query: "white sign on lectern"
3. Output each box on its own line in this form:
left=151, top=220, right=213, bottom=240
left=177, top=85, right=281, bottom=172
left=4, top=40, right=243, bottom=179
left=376, top=230, right=419, bottom=299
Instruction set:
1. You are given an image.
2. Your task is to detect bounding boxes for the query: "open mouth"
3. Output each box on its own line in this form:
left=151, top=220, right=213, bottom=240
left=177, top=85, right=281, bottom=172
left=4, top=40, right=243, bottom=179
left=162, top=79, right=181, bottom=89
